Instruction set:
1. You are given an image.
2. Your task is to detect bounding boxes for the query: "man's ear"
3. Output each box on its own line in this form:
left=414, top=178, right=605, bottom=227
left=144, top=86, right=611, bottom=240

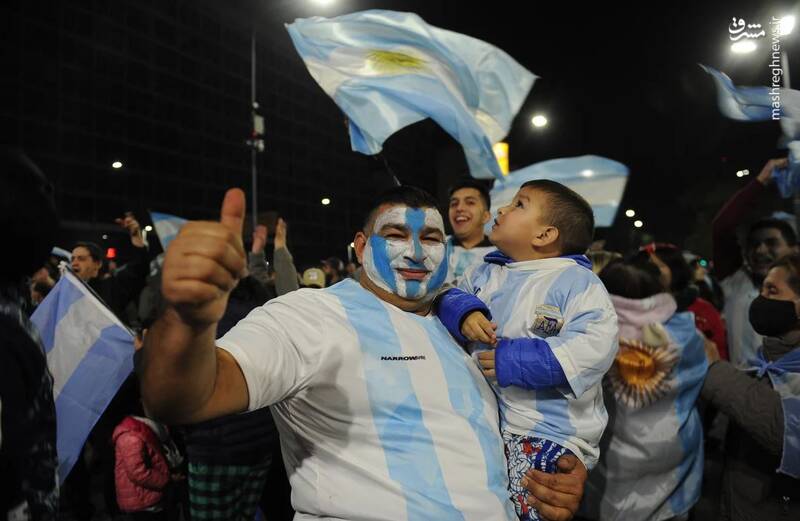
left=532, top=225, right=559, bottom=249
left=354, top=232, right=368, bottom=264
left=480, top=209, right=492, bottom=226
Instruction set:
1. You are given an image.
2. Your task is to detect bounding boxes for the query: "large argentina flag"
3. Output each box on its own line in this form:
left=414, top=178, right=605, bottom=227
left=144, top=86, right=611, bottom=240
left=31, top=269, right=135, bottom=483
left=286, top=10, right=536, bottom=181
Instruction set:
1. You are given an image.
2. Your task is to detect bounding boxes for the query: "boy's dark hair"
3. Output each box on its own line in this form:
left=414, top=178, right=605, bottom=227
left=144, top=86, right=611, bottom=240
left=748, top=218, right=797, bottom=246
left=363, top=185, right=440, bottom=230
left=599, top=260, right=663, bottom=299
left=520, top=179, right=594, bottom=255
left=73, top=241, right=104, bottom=262
left=448, top=178, right=491, bottom=211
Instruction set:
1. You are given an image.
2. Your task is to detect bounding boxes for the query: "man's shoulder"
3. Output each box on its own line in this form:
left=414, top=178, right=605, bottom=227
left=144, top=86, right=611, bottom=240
left=720, top=267, right=753, bottom=288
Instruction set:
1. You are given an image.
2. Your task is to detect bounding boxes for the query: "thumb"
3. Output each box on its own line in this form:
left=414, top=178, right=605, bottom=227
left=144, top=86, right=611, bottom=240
left=220, top=188, right=246, bottom=236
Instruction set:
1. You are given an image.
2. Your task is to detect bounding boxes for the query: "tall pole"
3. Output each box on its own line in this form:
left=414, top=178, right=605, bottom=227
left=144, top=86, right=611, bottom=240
left=250, top=28, right=258, bottom=234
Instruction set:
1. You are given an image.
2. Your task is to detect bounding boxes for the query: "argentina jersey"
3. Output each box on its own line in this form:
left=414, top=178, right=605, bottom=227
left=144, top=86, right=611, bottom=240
left=217, top=278, right=516, bottom=521
left=460, top=256, right=619, bottom=468
left=446, top=236, right=496, bottom=283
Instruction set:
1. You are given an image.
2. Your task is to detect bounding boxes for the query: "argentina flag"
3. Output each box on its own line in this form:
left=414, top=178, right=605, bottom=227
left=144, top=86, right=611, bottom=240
left=286, top=10, right=537, bottom=181
left=490, top=155, right=629, bottom=227
left=699, top=64, right=777, bottom=121
left=31, top=268, right=135, bottom=483
left=150, top=211, right=187, bottom=251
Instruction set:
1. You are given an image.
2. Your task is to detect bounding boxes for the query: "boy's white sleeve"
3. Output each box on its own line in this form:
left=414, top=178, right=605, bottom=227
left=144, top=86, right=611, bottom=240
left=547, top=283, right=619, bottom=399
left=216, top=292, right=324, bottom=410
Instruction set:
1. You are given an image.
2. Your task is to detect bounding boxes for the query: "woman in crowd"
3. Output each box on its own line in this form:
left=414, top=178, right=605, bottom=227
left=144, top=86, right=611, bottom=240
left=580, top=260, right=707, bottom=521
left=701, top=253, right=800, bottom=519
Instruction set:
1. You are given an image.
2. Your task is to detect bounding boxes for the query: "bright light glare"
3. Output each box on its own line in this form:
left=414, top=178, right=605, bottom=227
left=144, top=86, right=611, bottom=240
left=731, top=41, right=757, bottom=54
left=625, top=209, right=635, bottom=218
left=321, top=198, right=331, bottom=206
left=112, top=161, right=123, bottom=169
left=780, top=15, right=795, bottom=36
left=634, top=220, right=643, bottom=228
left=531, top=115, right=548, bottom=128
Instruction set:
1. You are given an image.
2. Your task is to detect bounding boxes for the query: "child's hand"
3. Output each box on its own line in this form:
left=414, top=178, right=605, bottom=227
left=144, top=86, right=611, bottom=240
left=477, top=349, right=496, bottom=378
left=461, top=311, right=497, bottom=346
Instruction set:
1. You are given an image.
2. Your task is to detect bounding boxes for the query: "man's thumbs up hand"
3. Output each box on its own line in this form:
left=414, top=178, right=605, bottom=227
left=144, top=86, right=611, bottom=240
left=161, top=189, right=247, bottom=328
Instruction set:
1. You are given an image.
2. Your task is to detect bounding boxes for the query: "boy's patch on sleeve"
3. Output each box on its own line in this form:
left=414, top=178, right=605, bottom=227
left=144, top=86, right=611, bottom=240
left=530, top=304, right=564, bottom=338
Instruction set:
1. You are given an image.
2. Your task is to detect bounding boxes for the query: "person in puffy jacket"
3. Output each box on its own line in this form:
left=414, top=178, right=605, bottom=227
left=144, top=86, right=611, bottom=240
left=112, top=415, right=180, bottom=520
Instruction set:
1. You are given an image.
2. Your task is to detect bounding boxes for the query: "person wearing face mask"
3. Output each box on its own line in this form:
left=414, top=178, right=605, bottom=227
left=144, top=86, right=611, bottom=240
left=138, top=185, right=590, bottom=521
left=701, top=253, right=800, bottom=520
left=713, top=157, right=800, bottom=367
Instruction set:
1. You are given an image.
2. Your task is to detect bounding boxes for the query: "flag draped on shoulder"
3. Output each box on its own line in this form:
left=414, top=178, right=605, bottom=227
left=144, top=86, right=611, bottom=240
left=286, top=10, right=537, bottom=180
left=31, top=268, right=135, bottom=483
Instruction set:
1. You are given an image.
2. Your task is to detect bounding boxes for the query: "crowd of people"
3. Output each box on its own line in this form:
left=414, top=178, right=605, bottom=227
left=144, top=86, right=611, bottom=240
left=2, top=145, right=799, bottom=521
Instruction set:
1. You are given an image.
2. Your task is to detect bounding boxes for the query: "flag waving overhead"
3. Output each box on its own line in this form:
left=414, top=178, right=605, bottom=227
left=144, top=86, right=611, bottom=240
left=491, top=155, right=629, bottom=227
left=31, top=268, right=135, bottom=483
left=286, top=10, right=537, bottom=181
left=699, top=64, right=776, bottom=121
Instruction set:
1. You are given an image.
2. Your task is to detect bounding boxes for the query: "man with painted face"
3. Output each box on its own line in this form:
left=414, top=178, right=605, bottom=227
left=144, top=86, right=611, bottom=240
left=447, top=178, right=495, bottom=282
left=140, top=186, right=588, bottom=521
left=713, top=157, right=799, bottom=367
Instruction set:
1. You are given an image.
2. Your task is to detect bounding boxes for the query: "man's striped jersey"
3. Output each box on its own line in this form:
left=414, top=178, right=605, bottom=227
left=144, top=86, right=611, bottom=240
left=218, top=278, right=516, bottom=521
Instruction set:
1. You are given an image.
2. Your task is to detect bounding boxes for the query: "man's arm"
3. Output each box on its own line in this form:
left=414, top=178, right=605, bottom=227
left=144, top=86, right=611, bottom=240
left=139, top=189, right=249, bottom=425
left=109, top=213, right=153, bottom=307
left=273, top=218, right=300, bottom=296
left=712, top=159, right=785, bottom=280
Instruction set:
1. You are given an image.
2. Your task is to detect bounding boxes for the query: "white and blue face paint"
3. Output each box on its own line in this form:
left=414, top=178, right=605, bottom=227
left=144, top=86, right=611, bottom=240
left=363, top=206, right=449, bottom=300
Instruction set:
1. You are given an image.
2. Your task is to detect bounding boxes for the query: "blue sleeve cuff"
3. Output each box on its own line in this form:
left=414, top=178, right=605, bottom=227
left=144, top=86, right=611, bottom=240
left=495, top=337, right=568, bottom=390
left=435, top=288, right=491, bottom=344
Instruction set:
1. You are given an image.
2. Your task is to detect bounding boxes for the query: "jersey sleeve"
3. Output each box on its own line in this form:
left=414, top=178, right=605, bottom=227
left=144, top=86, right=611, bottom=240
left=216, top=291, right=326, bottom=410
left=547, top=281, right=619, bottom=399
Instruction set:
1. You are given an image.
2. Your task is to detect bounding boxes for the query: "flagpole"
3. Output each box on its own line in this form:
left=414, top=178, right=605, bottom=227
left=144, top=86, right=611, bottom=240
left=250, top=28, right=259, bottom=234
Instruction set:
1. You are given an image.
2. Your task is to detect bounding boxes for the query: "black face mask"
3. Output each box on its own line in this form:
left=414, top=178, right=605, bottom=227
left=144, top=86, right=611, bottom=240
left=748, top=295, right=799, bottom=337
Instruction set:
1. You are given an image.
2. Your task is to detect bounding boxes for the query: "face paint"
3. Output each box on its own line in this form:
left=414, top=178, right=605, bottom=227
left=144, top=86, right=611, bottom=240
left=363, top=206, right=449, bottom=300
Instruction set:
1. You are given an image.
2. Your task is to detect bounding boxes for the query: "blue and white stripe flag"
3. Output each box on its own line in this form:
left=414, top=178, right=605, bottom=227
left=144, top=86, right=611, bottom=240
left=286, top=10, right=537, bottom=181
left=490, top=155, right=629, bottom=227
left=150, top=211, right=187, bottom=252
left=31, top=268, right=135, bottom=483
left=699, top=64, right=777, bottom=121
left=700, top=64, right=800, bottom=196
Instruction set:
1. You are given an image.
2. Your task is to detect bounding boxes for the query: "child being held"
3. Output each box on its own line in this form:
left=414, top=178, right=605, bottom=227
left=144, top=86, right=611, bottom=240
left=436, top=180, right=618, bottom=521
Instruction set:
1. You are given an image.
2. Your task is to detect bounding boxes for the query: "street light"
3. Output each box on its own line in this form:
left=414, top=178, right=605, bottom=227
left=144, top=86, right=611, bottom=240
left=634, top=220, right=643, bottom=228
left=736, top=169, right=750, bottom=178
left=111, top=161, right=123, bottom=169
left=731, top=41, right=757, bottom=54
left=625, top=209, right=635, bottom=218
left=531, top=114, right=548, bottom=128
left=321, top=197, right=331, bottom=206
left=780, top=15, right=796, bottom=36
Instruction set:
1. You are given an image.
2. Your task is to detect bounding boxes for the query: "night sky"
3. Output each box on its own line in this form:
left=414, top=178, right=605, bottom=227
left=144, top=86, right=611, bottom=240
left=3, top=0, right=799, bottom=264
